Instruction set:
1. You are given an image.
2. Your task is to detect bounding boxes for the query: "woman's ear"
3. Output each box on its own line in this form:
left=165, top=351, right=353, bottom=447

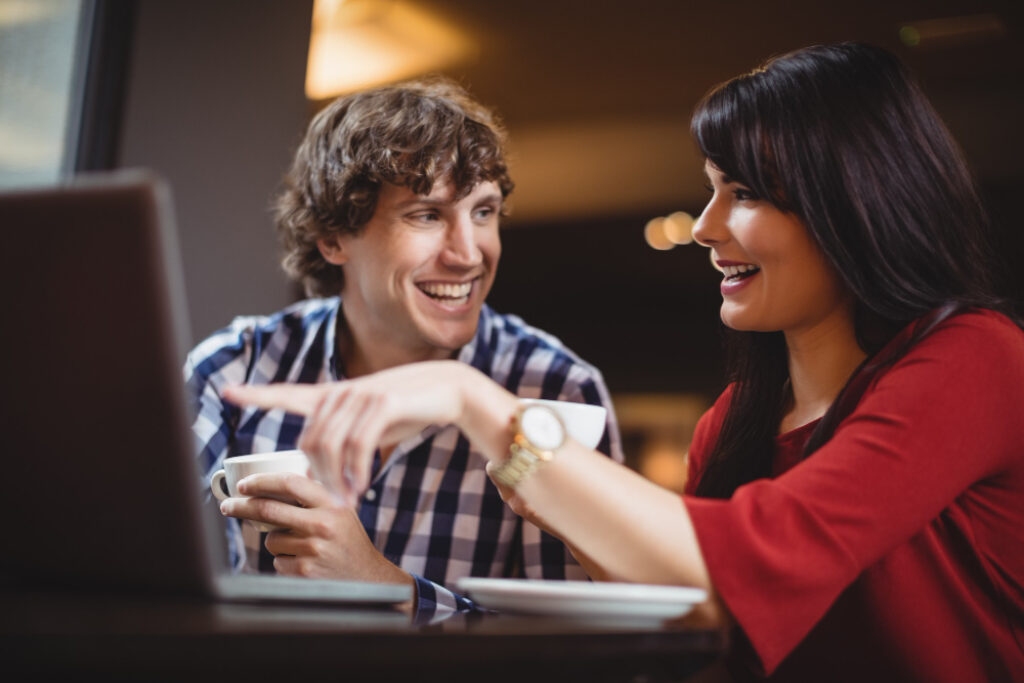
left=317, top=236, right=348, bottom=265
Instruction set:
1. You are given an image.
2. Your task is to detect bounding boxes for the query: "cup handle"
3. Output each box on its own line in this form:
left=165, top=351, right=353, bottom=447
left=210, top=470, right=229, bottom=501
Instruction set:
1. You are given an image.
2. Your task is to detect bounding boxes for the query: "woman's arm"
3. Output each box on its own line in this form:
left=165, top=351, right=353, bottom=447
left=223, top=360, right=714, bottom=591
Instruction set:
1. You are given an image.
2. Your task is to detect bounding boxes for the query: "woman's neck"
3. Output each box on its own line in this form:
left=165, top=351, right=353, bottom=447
left=780, top=310, right=866, bottom=434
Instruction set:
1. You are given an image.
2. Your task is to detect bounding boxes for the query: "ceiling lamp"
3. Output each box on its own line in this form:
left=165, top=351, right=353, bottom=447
left=305, top=0, right=476, bottom=100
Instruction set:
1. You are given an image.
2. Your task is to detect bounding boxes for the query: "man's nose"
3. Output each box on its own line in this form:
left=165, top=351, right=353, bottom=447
left=442, top=217, right=482, bottom=267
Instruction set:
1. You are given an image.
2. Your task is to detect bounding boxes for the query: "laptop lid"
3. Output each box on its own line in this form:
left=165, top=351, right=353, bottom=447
left=0, top=171, right=409, bottom=606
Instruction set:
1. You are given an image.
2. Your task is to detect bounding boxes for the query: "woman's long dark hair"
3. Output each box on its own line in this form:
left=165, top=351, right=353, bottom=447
left=690, top=43, right=1016, bottom=499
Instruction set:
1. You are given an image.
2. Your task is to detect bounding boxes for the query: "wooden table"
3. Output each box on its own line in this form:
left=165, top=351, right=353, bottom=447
left=2, top=585, right=726, bottom=682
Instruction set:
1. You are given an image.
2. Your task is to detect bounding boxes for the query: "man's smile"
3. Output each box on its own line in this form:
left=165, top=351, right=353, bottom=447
left=415, top=277, right=479, bottom=307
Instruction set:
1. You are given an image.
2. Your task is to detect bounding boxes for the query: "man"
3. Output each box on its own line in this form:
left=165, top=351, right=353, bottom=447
left=185, top=78, right=622, bottom=619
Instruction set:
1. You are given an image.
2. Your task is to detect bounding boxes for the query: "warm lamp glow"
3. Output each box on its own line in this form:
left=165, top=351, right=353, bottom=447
left=306, top=0, right=476, bottom=100
left=663, top=211, right=694, bottom=244
left=645, top=211, right=698, bottom=251
left=644, top=217, right=674, bottom=251
left=899, top=13, right=1005, bottom=48
left=640, top=441, right=689, bottom=492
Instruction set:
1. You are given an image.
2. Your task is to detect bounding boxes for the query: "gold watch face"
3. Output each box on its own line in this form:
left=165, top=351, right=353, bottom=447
left=520, top=405, right=565, bottom=450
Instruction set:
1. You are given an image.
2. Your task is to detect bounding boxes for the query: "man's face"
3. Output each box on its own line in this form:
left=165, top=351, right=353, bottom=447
left=324, top=179, right=503, bottom=363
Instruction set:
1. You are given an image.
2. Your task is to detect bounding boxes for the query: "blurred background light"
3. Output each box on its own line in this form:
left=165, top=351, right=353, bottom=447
left=305, top=0, right=476, bottom=100
left=639, top=440, right=690, bottom=492
left=899, top=26, right=921, bottom=47
left=664, top=211, right=694, bottom=245
left=644, top=216, right=675, bottom=250
left=645, top=211, right=697, bottom=250
left=898, top=13, right=1005, bottom=49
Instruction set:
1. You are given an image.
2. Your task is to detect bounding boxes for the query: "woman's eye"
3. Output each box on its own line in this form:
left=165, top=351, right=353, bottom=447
left=703, top=183, right=714, bottom=194
left=733, top=187, right=759, bottom=202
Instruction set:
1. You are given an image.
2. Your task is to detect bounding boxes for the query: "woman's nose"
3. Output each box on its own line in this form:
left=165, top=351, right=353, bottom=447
left=691, top=200, right=722, bottom=247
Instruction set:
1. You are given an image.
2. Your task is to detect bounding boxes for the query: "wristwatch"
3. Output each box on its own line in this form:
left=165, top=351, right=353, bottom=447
left=491, top=401, right=566, bottom=489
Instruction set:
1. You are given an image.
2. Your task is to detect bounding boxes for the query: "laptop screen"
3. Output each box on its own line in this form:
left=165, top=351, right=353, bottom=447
left=0, top=171, right=224, bottom=596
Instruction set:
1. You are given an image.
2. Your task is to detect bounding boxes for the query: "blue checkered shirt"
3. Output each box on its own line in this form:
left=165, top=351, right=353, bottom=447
left=185, top=298, right=622, bottom=619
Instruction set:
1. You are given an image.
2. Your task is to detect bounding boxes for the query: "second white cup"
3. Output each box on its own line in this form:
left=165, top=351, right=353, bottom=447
left=519, top=399, right=607, bottom=448
left=210, top=450, right=311, bottom=532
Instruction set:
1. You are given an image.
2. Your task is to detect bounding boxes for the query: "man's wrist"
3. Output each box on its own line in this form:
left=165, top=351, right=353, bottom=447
left=373, top=558, right=417, bottom=613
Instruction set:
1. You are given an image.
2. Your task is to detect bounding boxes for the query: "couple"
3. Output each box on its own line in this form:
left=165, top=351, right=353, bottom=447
left=197, top=44, right=1024, bottom=680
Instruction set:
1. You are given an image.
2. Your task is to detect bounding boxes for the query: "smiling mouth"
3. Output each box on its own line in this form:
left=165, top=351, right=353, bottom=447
left=417, top=279, right=475, bottom=306
left=722, top=264, right=760, bottom=282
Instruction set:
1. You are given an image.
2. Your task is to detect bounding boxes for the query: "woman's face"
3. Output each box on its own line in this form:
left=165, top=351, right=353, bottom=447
left=691, top=160, right=851, bottom=337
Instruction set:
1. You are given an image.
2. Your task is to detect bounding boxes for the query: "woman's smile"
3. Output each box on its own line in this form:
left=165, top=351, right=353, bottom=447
left=718, top=261, right=761, bottom=296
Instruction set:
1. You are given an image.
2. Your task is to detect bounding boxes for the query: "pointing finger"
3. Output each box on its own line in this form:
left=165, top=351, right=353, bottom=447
left=222, top=383, right=324, bottom=415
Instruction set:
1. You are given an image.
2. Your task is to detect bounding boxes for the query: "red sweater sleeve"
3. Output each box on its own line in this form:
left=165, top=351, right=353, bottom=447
left=684, top=311, right=1024, bottom=674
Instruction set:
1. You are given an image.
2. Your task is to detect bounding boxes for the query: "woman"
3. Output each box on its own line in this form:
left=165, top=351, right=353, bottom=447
left=224, top=43, right=1024, bottom=680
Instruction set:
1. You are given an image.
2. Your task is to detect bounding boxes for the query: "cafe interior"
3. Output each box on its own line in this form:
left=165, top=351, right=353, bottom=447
left=2, top=0, right=1022, bottom=680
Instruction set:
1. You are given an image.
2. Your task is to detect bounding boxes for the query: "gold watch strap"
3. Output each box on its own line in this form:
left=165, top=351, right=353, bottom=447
left=490, top=404, right=562, bottom=489
left=491, top=434, right=552, bottom=488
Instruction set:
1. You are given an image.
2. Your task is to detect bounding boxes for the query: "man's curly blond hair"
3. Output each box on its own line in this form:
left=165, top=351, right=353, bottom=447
left=274, top=77, right=514, bottom=297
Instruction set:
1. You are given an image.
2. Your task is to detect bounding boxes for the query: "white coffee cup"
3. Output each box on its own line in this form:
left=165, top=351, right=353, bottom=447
left=209, top=450, right=311, bottom=532
left=520, top=399, right=607, bottom=448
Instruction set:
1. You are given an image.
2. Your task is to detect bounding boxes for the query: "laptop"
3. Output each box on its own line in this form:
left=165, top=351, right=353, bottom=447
left=0, top=170, right=410, bottom=607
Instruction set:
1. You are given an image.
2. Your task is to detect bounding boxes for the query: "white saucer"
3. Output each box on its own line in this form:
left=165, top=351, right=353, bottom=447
left=456, top=578, right=707, bottom=620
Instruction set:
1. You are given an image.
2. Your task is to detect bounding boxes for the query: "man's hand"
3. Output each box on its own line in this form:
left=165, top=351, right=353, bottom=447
left=218, top=471, right=414, bottom=591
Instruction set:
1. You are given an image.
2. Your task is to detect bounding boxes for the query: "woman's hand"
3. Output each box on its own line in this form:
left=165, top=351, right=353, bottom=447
left=223, top=360, right=518, bottom=505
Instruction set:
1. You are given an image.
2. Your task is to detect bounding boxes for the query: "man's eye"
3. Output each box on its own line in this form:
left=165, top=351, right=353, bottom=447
left=412, top=211, right=440, bottom=222
left=474, top=206, right=496, bottom=220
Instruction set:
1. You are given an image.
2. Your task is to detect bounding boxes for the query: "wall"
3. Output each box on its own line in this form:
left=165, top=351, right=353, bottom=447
left=118, top=0, right=313, bottom=343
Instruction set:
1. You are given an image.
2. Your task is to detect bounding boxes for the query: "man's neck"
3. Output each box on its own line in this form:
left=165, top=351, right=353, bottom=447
left=336, top=302, right=456, bottom=379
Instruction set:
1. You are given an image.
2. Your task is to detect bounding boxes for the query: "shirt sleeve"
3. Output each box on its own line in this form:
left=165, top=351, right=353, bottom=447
left=183, top=323, right=254, bottom=571
left=410, top=573, right=481, bottom=622
left=684, top=312, right=1024, bottom=674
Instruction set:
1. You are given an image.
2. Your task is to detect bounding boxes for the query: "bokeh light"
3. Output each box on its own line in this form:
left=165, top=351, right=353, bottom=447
left=663, top=211, right=694, bottom=245
left=644, top=217, right=674, bottom=251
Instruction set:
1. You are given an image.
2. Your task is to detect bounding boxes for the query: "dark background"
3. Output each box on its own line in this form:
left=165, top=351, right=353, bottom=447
left=104, top=0, right=1024, bottom=405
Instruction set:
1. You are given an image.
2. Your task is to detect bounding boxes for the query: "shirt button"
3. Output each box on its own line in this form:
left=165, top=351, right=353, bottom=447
left=364, top=489, right=377, bottom=502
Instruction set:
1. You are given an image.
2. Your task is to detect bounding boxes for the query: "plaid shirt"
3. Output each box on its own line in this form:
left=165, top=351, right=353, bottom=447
left=185, top=298, right=622, bottom=619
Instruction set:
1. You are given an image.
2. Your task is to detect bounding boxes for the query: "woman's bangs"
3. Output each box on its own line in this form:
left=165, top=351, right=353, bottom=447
left=692, top=76, right=778, bottom=202
left=692, top=84, right=746, bottom=182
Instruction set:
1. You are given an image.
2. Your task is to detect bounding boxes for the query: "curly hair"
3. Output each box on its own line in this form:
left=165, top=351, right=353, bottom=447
left=274, top=77, right=514, bottom=296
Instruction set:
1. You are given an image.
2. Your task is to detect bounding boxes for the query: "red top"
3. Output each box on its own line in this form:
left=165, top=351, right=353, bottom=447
left=684, top=310, right=1024, bottom=681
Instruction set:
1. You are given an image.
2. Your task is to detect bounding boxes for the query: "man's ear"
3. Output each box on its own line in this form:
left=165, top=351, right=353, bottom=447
left=317, top=236, right=348, bottom=265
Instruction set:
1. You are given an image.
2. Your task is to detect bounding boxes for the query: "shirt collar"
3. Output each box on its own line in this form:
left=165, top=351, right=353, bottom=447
left=324, top=296, right=343, bottom=380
